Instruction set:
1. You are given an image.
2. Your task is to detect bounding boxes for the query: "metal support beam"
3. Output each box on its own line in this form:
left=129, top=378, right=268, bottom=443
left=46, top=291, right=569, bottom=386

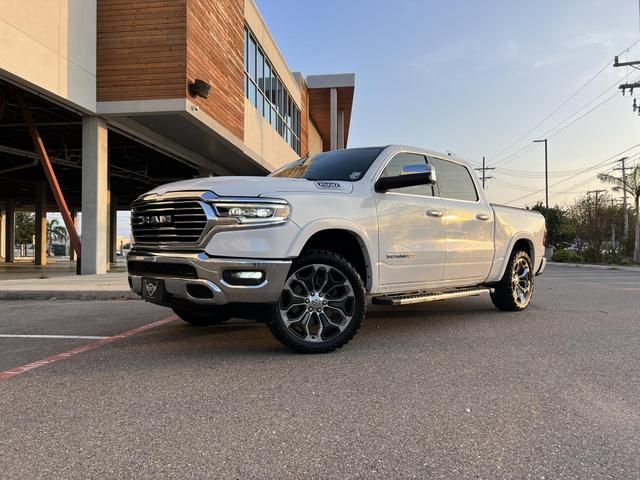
left=13, top=89, right=82, bottom=259
left=4, top=199, right=15, bottom=263
left=330, top=88, right=338, bottom=151
left=34, top=182, right=47, bottom=266
left=81, top=115, right=109, bottom=275
left=69, top=208, right=78, bottom=262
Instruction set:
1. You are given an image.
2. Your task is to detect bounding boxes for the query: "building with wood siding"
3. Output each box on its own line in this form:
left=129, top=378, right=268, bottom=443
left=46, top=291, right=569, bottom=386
left=0, top=0, right=355, bottom=275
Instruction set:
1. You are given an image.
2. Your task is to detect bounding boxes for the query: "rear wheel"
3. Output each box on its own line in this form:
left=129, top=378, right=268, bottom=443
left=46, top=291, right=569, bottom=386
left=172, top=307, right=231, bottom=326
left=267, top=249, right=366, bottom=354
left=490, top=250, right=534, bottom=311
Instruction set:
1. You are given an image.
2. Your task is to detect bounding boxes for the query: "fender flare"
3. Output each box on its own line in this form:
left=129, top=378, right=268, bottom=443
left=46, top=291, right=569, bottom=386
left=492, top=233, right=536, bottom=281
left=286, top=219, right=377, bottom=290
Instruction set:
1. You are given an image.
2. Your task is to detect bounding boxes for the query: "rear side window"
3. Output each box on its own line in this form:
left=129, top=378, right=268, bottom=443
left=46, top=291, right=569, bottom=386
left=429, top=157, right=479, bottom=202
left=380, top=153, right=434, bottom=196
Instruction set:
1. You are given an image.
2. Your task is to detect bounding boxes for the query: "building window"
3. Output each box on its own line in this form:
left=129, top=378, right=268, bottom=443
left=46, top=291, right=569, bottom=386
left=244, top=25, right=301, bottom=155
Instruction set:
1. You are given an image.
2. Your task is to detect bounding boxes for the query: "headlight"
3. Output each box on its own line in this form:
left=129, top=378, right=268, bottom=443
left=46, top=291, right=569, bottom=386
left=213, top=202, right=290, bottom=225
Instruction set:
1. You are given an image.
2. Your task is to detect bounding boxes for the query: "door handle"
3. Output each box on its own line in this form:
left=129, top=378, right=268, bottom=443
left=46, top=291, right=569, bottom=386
left=476, top=213, right=490, bottom=221
left=426, top=210, right=444, bottom=218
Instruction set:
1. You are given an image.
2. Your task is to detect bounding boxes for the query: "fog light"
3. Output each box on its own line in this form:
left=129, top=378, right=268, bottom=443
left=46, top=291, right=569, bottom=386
left=222, top=270, right=265, bottom=286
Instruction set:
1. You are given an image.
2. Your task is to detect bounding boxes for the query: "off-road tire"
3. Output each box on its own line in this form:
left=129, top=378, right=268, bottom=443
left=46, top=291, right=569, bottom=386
left=267, top=249, right=366, bottom=354
left=490, top=250, right=534, bottom=311
left=172, top=307, right=231, bottom=326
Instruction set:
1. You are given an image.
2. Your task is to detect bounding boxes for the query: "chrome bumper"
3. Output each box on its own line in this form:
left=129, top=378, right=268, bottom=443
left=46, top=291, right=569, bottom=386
left=127, top=250, right=291, bottom=306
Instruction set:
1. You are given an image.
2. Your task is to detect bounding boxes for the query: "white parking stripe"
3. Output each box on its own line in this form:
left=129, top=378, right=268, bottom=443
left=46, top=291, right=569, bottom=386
left=0, top=334, right=109, bottom=340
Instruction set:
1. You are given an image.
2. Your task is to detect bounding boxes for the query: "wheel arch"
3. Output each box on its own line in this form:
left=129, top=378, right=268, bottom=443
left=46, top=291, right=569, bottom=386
left=287, top=222, right=375, bottom=291
left=489, top=233, right=536, bottom=282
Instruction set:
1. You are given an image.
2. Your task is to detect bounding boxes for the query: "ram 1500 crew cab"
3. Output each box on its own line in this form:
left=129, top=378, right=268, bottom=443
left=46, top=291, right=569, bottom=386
left=127, top=146, right=546, bottom=353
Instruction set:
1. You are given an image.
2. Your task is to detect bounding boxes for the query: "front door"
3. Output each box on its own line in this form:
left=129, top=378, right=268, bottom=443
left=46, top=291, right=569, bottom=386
left=375, top=153, right=446, bottom=287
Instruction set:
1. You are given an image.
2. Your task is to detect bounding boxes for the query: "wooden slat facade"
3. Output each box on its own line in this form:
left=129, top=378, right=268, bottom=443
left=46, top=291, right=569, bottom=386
left=186, top=0, right=244, bottom=140
left=97, top=0, right=188, bottom=102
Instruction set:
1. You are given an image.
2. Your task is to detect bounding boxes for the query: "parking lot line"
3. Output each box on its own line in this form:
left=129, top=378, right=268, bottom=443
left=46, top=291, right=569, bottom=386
left=0, top=315, right=177, bottom=382
left=0, top=334, right=108, bottom=340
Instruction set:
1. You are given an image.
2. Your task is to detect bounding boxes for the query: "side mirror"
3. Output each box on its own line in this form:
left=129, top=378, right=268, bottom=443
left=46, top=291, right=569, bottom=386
left=375, top=164, right=436, bottom=192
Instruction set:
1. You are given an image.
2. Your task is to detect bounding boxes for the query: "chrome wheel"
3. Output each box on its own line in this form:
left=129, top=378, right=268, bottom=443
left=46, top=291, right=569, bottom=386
left=511, top=257, right=532, bottom=308
left=279, top=263, right=356, bottom=343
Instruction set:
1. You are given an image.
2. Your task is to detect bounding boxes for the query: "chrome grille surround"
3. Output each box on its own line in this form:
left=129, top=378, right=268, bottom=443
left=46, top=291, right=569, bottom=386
left=131, top=191, right=216, bottom=250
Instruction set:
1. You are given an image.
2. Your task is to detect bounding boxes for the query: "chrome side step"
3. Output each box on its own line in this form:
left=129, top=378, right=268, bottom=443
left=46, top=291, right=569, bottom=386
left=372, top=287, right=494, bottom=306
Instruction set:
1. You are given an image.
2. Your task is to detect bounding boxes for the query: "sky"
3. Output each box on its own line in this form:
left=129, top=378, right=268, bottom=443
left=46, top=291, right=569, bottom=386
left=256, top=0, right=640, bottom=208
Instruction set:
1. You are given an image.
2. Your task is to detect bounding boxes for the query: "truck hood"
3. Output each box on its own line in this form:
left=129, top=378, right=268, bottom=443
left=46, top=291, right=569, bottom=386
left=145, top=176, right=354, bottom=197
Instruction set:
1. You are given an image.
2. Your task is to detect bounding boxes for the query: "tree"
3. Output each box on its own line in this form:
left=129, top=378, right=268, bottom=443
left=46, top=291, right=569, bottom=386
left=599, top=165, right=640, bottom=263
left=530, top=203, right=576, bottom=247
left=46, top=219, right=67, bottom=255
left=15, top=213, right=34, bottom=257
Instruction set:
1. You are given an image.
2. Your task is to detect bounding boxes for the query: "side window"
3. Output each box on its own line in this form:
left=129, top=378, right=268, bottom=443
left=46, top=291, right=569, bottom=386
left=429, top=157, right=479, bottom=202
left=380, top=153, right=434, bottom=196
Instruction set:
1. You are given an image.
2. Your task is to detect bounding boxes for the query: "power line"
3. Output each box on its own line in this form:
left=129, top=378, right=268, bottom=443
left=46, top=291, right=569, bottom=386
left=474, top=156, right=495, bottom=189
left=493, top=75, right=632, bottom=168
left=489, top=38, right=640, bottom=164
left=504, top=144, right=640, bottom=205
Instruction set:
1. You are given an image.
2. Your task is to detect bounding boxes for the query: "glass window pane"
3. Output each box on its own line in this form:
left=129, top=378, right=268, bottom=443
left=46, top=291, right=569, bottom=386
left=249, top=81, right=256, bottom=107
left=257, top=91, right=264, bottom=115
left=264, top=61, right=272, bottom=104
left=257, top=48, right=264, bottom=93
left=265, top=102, right=271, bottom=123
left=380, top=153, right=432, bottom=196
left=244, top=73, right=248, bottom=99
left=249, top=35, right=256, bottom=81
left=244, top=28, right=249, bottom=72
left=428, top=158, right=479, bottom=201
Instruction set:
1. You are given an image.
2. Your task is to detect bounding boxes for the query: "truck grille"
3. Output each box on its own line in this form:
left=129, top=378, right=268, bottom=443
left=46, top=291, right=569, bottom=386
left=131, top=199, right=208, bottom=246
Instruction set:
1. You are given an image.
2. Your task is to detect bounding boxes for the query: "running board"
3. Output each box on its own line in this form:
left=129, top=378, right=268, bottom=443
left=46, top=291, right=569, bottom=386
left=372, top=287, right=494, bottom=306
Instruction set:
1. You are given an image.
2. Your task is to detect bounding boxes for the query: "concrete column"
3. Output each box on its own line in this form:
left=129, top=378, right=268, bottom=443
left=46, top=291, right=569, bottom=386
left=330, top=88, right=338, bottom=151
left=69, top=208, right=78, bottom=261
left=34, top=182, right=48, bottom=266
left=4, top=199, right=15, bottom=263
left=0, top=207, right=5, bottom=260
left=81, top=115, right=109, bottom=275
left=109, top=196, right=117, bottom=265
left=337, top=111, right=345, bottom=150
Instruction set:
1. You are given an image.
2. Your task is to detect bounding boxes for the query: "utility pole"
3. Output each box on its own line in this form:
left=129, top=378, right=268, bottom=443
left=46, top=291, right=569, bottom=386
left=474, top=156, right=495, bottom=190
left=613, top=56, right=640, bottom=116
left=533, top=139, right=549, bottom=212
left=614, top=157, right=630, bottom=240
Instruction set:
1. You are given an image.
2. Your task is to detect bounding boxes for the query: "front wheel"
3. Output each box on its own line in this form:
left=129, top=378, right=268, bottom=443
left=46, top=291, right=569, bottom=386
left=267, top=249, right=366, bottom=353
left=490, top=250, right=534, bottom=311
left=172, top=307, right=231, bottom=326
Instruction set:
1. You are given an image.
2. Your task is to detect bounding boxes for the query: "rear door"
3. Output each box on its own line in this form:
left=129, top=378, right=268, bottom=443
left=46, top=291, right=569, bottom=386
left=375, top=152, right=446, bottom=287
left=429, top=157, right=494, bottom=284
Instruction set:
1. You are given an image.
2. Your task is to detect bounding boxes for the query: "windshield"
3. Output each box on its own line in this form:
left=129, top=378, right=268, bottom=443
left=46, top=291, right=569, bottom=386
left=270, top=147, right=385, bottom=182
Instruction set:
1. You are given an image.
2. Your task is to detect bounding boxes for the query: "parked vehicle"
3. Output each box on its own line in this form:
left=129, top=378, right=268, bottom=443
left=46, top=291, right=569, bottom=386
left=127, top=146, right=546, bottom=353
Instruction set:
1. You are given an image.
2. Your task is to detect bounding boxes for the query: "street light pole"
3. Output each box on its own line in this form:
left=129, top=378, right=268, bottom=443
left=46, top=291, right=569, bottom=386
left=533, top=139, right=549, bottom=212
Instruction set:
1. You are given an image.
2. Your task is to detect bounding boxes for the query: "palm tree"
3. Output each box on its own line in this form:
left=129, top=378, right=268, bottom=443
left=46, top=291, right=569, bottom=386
left=46, top=219, right=67, bottom=256
left=599, top=165, right=640, bottom=262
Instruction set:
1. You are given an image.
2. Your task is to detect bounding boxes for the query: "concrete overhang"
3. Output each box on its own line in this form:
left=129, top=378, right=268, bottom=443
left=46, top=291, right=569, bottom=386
left=305, top=73, right=355, bottom=151
left=97, top=99, right=275, bottom=176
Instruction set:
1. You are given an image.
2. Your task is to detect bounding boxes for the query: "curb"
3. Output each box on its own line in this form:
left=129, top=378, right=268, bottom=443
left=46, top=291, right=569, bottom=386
left=548, top=261, right=640, bottom=272
left=0, top=290, right=139, bottom=301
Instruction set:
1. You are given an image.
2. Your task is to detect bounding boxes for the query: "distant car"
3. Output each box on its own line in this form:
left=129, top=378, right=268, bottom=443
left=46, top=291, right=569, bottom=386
left=127, top=146, right=547, bottom=353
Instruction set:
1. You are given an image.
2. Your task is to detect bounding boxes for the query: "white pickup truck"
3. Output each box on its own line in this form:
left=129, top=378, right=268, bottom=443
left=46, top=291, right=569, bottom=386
left=127, top=145, right=546, bottom=353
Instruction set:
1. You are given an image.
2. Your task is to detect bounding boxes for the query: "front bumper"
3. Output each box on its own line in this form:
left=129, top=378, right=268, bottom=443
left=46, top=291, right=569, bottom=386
left=127, top=250, right=291, bottom=306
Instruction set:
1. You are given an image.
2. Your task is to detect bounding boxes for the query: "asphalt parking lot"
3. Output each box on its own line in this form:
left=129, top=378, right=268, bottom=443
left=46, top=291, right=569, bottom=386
left=1, top=264, right=639, bottom=479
